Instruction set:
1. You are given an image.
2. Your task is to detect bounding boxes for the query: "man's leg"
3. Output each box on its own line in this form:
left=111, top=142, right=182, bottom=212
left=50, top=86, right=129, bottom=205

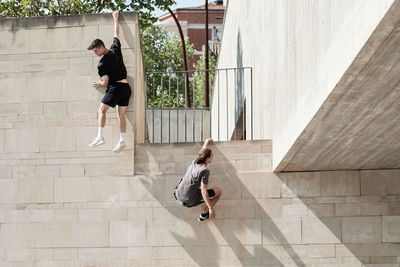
left=112, top=105, right=127, bottom=152
left=202, top=187, right=222, bottom=214
left=89, top=103, right=110, bottom=147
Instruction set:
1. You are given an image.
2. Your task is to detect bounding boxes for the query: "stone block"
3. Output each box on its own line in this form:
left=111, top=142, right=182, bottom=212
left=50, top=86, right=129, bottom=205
left=12, top=165, right=36, bottom=179
left=42, top=58, right=69, bottom=72
left=255, top=199, right=283, bottom=218
left=128, top=175, right=164, bottom=202
left=308, top=244, right=335, bottom=258
left=104, top=208, right=128, bottom=221
left=361, top=170, right=400, bottom=195
left=240, top=172, right=281, bottom=199
left=308, top=204, right=335, bottom=217
left=90, top=176, right=128, bottom=202
left=54, top=210, right=78, bottom=222
left=67, top=101, right=98, bottom=115
left=320, top=171, right=360, bottom=196
left=6, top=210, right=30, bottom=223
left=342, top=216, right=381, bottom=243
left=0, top=30, right=29, bottom=54
left=65, top=26, right=98, bottom=51
left=382, top=216, right=400, bottom=242
left=302, top=217, right=341, bottom=244
left=0, top=78, right=24, bottom=103
left=5, top=128, right=40, bottom=153
left=78, top=209, right=104, bottom=222
left=0, top=102, right=43, bottom=116
left=17, top=179, right=54, bottom=203
left=54, top=248, right=78, bottom=260
left=0, top=165, right=12, bottom=179
left=127, top=247, right=154, bottom=260
left=60, top=165, right=84, bottom=178
left=98, top=24, right=136, bottom=50
left=44, top=102, right=67, bottom=114
left=282, top=204, right=309, bottom=217
left=263, top=217, right=301, bottom=244
left=76, top=126, right=113, bottom=151
left=0, top=223, right=36, bottom=247
left=335, top=203, right=362, bottom=216
left=47, top=15, right=84, bottom=28
left=79, top=248, right=127, bottom=260
left=68, top=57, right=94, bottom=75
left=62, top=76, right=98, bottom=101
left=211, top=173, right=242, bottom=199
left=29, top=28, right=66, bottom=53
left=22, top=77, right=63, bottom=102
left=30, top=210, right=54, bottom=223
left=110, top=220, right=152, bottom=246
left=0, top=179, right=17, bottom=203
left=36, top=165, right=60, bottom=178
left=281, top=172, right=320, bottom=197
left=55, top=178, right=90, bottom=203
left=35, top=222, right=108, bottom=248
left=39, top=127, right=76, bottom=152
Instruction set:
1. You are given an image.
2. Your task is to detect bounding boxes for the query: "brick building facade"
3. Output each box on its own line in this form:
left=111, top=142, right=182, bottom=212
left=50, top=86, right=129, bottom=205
left=157, top=0, right=225, bottom=69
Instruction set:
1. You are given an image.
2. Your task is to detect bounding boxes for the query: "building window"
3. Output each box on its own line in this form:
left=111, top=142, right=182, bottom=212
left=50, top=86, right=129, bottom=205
left=215, top=17, right=223, bottom=21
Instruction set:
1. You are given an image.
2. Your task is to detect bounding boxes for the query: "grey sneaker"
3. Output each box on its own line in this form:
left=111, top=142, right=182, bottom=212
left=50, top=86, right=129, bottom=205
left=88, top=137, right=105, bottom=147
left=112, top=141, right=126, bottom=153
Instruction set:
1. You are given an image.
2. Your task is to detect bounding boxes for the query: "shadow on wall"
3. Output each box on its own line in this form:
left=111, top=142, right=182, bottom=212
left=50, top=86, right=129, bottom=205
left=136, top=142, right=307, bottom=267
left=236, top=30, right=244, bottom=121
left=275, top=171, right=400, bottom=266
left=134, top=142, right=400, bottom=265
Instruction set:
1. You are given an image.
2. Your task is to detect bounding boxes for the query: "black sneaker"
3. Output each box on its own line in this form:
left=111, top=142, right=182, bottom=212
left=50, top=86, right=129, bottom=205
left=198, top=212, right=210, bottom=222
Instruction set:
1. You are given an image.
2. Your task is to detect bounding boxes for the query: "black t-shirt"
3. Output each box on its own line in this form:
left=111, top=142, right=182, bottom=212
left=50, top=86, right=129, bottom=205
left=97, top=37, right=127, bottom=85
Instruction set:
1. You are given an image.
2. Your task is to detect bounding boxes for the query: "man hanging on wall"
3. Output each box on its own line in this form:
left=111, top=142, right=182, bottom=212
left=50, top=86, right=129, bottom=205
left=87, top=11, right=132, bottom=152
left=174, top=138, right=223, bottom=221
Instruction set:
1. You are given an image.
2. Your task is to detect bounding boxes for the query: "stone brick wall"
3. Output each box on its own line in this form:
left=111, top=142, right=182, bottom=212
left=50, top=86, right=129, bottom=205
left=1, top=11, right=400, bottom=267
left=134, top=141, right=400, bottom=267
left=0, top=13, right=140, bottom=266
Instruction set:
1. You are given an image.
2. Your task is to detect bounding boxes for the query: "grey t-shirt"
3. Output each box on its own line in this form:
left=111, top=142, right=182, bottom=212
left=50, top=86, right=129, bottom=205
left=175, top=160, right=210, bottom=206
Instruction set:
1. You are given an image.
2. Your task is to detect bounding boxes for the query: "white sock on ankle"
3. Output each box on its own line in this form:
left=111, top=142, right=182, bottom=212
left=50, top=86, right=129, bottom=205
left=120, top=132, right=126, bottom=142
left=97, top=127, right=104, bottom=139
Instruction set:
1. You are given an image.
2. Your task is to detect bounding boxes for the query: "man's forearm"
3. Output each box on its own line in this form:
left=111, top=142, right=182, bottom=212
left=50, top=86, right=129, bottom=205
left=113, top=17, right=119, bottom=38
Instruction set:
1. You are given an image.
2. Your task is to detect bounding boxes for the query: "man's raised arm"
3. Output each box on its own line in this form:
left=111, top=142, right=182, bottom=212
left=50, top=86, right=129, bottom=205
left=112, top=11, right=120, bottom=39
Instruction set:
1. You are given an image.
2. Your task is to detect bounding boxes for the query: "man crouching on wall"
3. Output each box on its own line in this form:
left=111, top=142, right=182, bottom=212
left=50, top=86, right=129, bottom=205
left=174, top=138, right=222, bottom=221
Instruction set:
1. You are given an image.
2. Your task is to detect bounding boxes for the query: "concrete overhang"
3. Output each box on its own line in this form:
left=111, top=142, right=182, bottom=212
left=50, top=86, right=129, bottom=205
left=275, top=1, right=400, bottom=172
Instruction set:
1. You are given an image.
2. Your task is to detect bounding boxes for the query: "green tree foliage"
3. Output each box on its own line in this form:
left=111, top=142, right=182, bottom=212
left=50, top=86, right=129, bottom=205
left=0, top=0, right=176, bottom=28
left=143, top=25, right=218, bottom=108
left=192, top=51, right=217, bottom=107
left=142, top=24, right=196, bottom=107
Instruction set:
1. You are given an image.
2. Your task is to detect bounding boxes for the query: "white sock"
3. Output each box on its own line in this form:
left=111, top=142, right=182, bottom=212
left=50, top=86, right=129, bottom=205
left=97, top=127, right=104, bottom=139
left=120, top=132, right=126, bottom=142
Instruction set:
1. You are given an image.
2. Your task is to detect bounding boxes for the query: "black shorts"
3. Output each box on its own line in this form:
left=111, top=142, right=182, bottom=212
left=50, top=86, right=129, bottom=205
left=185, top=189, right=216, bottom=208
left=102, top=82, right=131, bottom=108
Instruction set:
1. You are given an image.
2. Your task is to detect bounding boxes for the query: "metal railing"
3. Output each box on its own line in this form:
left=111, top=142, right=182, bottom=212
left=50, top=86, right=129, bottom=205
left=145, top=67, right=252, bottom=143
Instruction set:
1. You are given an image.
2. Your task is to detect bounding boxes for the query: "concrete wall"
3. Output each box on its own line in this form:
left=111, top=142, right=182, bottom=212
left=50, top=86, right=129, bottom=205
left=213, top=0, right=395, bottom=169
left=134, top=141, right=400, bottom=266
left=0, top=13, right=139, bottom=265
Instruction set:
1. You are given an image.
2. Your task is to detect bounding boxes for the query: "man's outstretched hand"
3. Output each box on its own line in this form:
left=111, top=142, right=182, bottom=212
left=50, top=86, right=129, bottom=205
left=202, top=138, right=213, bottom=149
left=112, top=11, right=119, bottom=21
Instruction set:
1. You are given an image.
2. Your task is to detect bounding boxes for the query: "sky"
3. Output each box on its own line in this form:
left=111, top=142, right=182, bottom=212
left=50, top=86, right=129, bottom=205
left=152, top=0, right=226, bottom=18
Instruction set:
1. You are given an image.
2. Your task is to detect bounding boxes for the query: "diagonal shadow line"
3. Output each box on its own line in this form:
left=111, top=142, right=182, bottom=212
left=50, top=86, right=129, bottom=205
left=136, top=142, right=307, bottom=267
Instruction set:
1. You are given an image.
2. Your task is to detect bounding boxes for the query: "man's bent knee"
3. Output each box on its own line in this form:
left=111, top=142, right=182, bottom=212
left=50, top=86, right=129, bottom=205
left=214, top=187, right=222, bottom=197
left=98, top=104, right=109, bottom=114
